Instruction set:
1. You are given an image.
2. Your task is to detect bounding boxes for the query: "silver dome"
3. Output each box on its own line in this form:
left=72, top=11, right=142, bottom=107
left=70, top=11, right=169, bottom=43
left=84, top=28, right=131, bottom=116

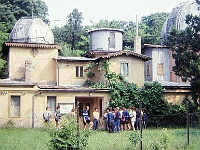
left=161, top=0, right=200, bottom=44
left=9, top=17, right=54, bottom=44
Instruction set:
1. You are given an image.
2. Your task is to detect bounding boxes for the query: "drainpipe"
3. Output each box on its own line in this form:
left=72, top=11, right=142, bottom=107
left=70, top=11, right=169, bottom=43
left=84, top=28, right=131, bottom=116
left=56, top=60, right=60, bottom=86
left=32, top=91, right=42, bottom=128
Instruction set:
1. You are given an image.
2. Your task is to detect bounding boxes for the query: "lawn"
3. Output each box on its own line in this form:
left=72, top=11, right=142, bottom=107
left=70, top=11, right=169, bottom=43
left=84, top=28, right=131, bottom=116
left=0, top=128, right=199, bottom=150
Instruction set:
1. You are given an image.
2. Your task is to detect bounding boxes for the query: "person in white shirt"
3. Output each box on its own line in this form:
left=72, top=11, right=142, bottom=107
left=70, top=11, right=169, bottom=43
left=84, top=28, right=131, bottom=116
left=129, top=106, right=136, bottom=131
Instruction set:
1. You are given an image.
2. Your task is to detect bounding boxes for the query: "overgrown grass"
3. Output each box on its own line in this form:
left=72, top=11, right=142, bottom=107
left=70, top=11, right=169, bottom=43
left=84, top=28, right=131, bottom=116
left=0, top=128, right=199, bottom=150
left=0, top=128, right=50, bottom=150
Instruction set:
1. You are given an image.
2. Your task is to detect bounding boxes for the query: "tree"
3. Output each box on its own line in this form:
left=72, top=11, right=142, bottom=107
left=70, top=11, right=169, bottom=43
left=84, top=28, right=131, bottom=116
left=140, top=12, right=169, bottom=45
left=53, top=9, right=88, bottom=54
left=64, top=8, right=84, bottom=50
left=0, top=0, right=48, bottom=32
left=167, top=14, right=200, bottom=105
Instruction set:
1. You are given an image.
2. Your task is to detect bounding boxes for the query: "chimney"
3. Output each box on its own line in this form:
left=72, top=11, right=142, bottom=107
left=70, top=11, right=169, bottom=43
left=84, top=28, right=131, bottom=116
left=134, top=14, right=141, bottom=54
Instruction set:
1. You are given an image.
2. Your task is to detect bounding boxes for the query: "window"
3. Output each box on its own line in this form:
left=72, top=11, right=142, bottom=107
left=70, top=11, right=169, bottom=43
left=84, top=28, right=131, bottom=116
left=109, top=32, right=115, bottom=49
left=47, top=96, right=56, bottom=116
left=10, top=96, right=20, bottom=117
left=146, top=64, right=150, bottom=76
left=157, top=63, right=164, bottom=75
left=121, top=63, right=129, bottom=76
left=76, top=66, right=83, bottom=77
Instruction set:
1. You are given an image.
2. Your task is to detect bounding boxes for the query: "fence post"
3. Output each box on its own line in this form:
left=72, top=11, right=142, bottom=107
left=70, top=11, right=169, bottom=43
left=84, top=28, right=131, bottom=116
left=77, top=101, right=80, bottom=149
left=186, top=101, right=189, bottom=146
left=140, top=101, right=142, bottom=150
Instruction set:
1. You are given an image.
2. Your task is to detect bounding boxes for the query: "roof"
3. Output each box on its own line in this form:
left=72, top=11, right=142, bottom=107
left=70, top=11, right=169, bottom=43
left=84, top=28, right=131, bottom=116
left=54, top=57, right=98, bottom=61
left=58, top=50, right=151, bottom=62
left=4, top=42, right=61, bottom=50
left=9, top=17, right=54, bottom=44
left=161, top=1, right=199, bottom=42
left=88, top=28, right=124, bottom=34
left=99, top=50, right=151, bottom=61
left=38, top=85, right=109, bottom=92
left=0, top=79, right=34, bottom=86
left=142, top=44, right=169, bottom=49
left=157, top=80, right=191, bottom=89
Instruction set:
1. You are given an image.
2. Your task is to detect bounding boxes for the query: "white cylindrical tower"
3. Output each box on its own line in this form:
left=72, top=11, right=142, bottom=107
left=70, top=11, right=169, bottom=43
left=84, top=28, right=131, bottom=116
left=88, top=28, right=123, bottom=52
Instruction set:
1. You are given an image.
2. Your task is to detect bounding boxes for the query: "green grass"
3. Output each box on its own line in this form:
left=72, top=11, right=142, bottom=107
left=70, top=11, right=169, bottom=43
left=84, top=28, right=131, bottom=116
left=0, top=128, right=199, bottom=150
left=0, top=128, right=50, bottom=150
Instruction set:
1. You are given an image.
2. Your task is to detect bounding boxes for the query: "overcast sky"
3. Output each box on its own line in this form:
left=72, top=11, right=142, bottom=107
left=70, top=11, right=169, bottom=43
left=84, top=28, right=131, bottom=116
left=43, top=0, right=190, bottom=27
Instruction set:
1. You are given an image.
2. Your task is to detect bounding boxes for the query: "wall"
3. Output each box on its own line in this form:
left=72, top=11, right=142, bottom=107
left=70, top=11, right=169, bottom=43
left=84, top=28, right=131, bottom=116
left=57, top=60, right=89, bottom=86
left=143, top=47, right=170, bottom=82
left=0, top=85, right=38, bottom=127
left=9, top=47, right=58, bottom=84
left=109, top=55, right=145, bottom=87
left=90, top=30, right=123, bottom=51
left=152, top=47, right=170, bottom=81
left=163, top=88, right=190, bottom=104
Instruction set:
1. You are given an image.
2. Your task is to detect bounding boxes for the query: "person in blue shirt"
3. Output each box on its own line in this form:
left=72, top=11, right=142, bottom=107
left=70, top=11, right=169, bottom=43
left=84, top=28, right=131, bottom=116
left=107, top=108, right=114, bottom=133
left=114, top=107, right=121, bottom=132
left=82, top=106, right=92, bottom=129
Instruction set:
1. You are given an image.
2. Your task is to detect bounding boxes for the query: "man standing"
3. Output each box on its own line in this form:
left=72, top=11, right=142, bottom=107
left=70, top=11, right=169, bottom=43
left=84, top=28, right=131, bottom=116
left=54, top=106, right=61, bottom=128
left=82, top=106, right=93, bottom=129
left=107, top=108, right=114, bottom=133
left=114, top=107, right=121, bottom=132
left=93, top=108, right=99, bottom=130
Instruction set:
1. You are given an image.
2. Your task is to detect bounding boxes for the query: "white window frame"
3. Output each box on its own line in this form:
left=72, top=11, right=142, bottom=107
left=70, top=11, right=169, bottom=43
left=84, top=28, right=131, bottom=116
left=121, top=62, right=129, bottom=76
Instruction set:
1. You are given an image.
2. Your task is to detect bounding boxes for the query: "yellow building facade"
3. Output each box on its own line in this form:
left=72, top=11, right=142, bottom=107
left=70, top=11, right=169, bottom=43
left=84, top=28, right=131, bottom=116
left=0, top=17, right=190, bottom=128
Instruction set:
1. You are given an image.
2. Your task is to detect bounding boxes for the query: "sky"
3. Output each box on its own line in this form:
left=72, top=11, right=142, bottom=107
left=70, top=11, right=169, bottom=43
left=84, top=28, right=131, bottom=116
left=43, top=0, right=190, bottom=28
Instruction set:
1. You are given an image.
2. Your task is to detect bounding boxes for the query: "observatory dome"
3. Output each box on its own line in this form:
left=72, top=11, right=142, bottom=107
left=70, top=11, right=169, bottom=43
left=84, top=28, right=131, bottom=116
left=161, top=0, right=200, bottom=44
left=9, top=17, right=54, bottom=44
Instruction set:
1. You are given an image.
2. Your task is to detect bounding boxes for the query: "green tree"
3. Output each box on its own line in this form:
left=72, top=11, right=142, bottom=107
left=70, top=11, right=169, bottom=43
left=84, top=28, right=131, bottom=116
left=64, top=8, right=84, bottom=50
left=53, top=9, right=88, bottom=54
left=0, top=0, right=48, bottom=32
left=140, top=12, right=169, bottom=45
left=167, top=14, right=200, bottom=104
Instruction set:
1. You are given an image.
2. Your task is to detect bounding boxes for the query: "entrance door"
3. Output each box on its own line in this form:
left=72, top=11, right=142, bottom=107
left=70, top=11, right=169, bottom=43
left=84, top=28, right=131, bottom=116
left=75, top=97, right=94, bottom=118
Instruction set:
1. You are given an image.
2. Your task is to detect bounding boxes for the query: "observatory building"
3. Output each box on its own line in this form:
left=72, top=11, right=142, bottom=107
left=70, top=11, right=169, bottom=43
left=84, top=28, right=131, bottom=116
left=161, top=0, right=200, bottom=44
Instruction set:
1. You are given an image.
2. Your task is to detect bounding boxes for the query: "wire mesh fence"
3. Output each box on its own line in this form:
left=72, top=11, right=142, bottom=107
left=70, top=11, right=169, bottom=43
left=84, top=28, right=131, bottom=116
left=0, top=112, right=199, bottom=150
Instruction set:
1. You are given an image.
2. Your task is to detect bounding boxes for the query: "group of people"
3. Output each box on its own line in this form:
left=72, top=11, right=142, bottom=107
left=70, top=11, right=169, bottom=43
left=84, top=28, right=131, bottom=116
left=104, top=106, right=147, bottom=133
left=43, top=106, right=61, bottom=128
left=43, top=105, right=147, bottom=131
left=82, top=106, right=147, bottom=132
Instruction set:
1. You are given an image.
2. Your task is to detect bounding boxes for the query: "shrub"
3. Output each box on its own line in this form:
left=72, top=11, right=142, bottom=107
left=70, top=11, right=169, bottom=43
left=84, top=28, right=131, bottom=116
left=48, top=117, right=90, bottom=150
left=129, top=131, right=141, bottom=149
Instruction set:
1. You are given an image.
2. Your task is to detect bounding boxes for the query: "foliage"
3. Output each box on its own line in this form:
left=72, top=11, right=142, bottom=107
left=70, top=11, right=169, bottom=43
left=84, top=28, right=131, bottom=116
left=58, top=42, right=85, bottom=57
left=0, top=0, right=48, bottom=32
left=139, top=81, right=171, bottom=126
left=140, top=12, right=169, bottom=45
left=129, top=131, right=141, bottom=148
left=83, top=80, right=95, bottom=87
left=148, top=129, right=170, bottom=150
left=48, top=118, right=90, bottom=150
left=64, top=8, right=83, bottom=50
left=91, top=12, right=169, bottom=48
left=167, top=14, right=200, bottom=105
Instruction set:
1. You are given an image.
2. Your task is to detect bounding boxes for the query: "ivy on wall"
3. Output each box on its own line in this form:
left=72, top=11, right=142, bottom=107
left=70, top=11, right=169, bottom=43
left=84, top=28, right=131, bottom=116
left=83, top=60, right=198, bottom=127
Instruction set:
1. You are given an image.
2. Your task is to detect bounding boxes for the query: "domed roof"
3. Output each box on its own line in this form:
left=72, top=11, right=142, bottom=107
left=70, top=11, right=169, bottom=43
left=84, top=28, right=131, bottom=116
left=9, top=17, right=54, bottom=44
left=161, top=1, right=200, bottom=44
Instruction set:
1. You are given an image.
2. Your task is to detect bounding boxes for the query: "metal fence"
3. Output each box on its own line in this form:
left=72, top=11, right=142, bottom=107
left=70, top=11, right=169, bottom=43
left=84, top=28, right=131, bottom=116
left=0, top=110, right=199, bottom=150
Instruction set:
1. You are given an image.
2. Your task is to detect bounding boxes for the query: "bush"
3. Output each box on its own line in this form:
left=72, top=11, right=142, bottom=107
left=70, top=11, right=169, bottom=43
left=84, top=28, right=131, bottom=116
left=48, top=117, right=90, bottom=150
